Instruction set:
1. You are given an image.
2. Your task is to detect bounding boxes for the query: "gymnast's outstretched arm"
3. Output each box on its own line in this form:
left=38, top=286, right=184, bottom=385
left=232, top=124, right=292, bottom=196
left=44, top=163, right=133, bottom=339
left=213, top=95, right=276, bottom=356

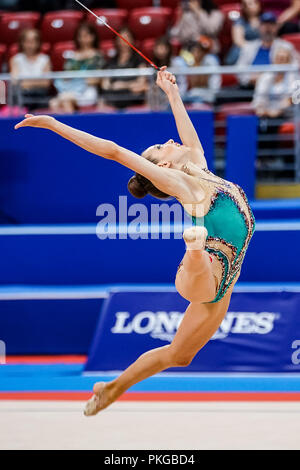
left=157, top=67, right=207, bottom=168
left=14, top=113, right=194, bottom=201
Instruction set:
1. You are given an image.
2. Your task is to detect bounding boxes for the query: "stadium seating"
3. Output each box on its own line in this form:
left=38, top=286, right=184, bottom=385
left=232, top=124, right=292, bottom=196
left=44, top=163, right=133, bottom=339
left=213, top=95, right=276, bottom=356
left=279, top=122, right=295, bottom=150
left=128, top=7, right=172, bottom=40
left=87, top=9, right=128, bottom=41
left=0, top=10, right=7, bottom=22
left=0, top=44, right=6, bottom=71
left=116, top=0, right=152, bottom=8
left=282, top=33, right=300, bottom=52
left=215, top=102, right=254, bottom=140
left=139, top=37, right=182, bottom=61
left=160, top=0, right=180, bottom=7
left=100, top=39, right=116, bottom=59
left=171, top=6, right=181, bottom=25
left=261, top=0, right=285, bottom=13
left=215, top=0, right=242, bottom=4
left=41, top=10, right=84, bottom=44
left=219, top=102, right=254, bottom=115
left=0, top=12, right=41, bottom=45
left=170, top=37, right=181, bottom=56
left=140, top=38, right=155, bottom=60
left=51, top=41, right=75, bottom=71
left=219, top=3, right=241, bottom=58
left=221, top=74, right=238, bottom=87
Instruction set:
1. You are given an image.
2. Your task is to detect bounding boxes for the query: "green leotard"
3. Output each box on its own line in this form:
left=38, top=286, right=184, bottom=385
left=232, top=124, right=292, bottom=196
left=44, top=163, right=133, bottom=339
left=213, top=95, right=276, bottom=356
left=181, top=168, right=256, bottom=303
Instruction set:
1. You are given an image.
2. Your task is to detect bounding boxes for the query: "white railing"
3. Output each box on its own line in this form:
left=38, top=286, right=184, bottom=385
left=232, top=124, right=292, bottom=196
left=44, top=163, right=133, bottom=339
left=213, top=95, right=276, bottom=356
left=0, top=63, right=299, bottom=81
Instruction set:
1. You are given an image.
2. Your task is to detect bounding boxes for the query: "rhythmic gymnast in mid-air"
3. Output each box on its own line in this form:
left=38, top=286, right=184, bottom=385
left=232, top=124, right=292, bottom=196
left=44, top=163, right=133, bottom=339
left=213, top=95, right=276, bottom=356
left=15, top=66, right=255, bottom=416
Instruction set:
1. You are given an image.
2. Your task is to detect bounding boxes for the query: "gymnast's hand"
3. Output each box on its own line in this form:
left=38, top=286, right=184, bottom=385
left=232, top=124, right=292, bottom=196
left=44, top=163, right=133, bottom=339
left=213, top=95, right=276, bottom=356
left=156, top=66, right=178, bottom=96
left=14, top=114, right=56, bottom=130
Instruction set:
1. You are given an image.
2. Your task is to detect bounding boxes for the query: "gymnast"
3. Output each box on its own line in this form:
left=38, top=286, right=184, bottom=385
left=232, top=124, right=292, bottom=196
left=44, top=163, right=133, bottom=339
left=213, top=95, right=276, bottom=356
left=15, top=66, right=256, bottom=416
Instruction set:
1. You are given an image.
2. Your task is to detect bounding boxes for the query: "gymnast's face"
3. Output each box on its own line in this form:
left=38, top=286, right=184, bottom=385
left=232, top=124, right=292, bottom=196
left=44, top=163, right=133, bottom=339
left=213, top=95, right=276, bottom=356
left=143, top=140, right=189, bottom=168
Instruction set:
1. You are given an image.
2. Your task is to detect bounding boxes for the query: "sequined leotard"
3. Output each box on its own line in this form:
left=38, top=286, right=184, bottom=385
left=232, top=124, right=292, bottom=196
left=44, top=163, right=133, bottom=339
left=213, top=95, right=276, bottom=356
left=180, top=168, right=256, bottom=303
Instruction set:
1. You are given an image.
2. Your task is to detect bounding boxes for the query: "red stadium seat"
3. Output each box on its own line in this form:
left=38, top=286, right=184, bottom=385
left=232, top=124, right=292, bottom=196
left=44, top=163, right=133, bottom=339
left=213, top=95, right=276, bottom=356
left=140, top=38, right=155, bottom=60
left=171, top=6, right=181, bottom=25
left=129, top=7, right=172, bottom=40
left=215, top=102, right=254, bottom=140
left=116, top=0, right=152, bottom=9
left=261, top=0, right=286, bottom=13
left=0, top=12, right=41, bottom=45
left=8, top=42, right=51, bottom=62
left=139, top=37, right=182, bottom=62
left=100, top=39, right=116, bottom=59
left=221, top=74, right=238, bottom=87
left=51, top=41, right=76, bottom=71
left=0, top=44, right=6, bottom=71
left=278, top=121, right=294, bottom=149
left=160, top=0, right=180, bottom=7
left=279, top=122, right=295, bottom=134
left=87, top=9, right=127, bottom=40
left=215, top=0, right=241, bottom=5
left=220, top=3, right=241, bottom=19
left=42, top=10, right=84, bottom=44
left=219, top=3, right=241, bottom=58
left=170, top=37, right=181, bottom=56
left=282, top=33, right=300, bottom=52
left=0, top=10, right=7, bottom=22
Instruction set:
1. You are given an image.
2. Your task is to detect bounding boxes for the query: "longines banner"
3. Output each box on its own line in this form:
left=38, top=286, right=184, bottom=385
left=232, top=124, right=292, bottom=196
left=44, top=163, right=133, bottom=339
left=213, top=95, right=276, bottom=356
left=85, top=289, right=300, bottom=373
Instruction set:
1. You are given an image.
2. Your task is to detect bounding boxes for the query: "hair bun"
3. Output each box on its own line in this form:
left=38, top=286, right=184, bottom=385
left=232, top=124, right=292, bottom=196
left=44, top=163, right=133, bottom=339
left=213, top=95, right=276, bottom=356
left=128, top=175, right=148, bottom=199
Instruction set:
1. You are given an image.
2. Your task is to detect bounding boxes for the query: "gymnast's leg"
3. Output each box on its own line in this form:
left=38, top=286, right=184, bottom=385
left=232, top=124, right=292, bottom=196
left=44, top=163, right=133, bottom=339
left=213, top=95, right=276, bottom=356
left=84, top=295, right=231, bottom=416
left=84, top=227, right=228, bottom=416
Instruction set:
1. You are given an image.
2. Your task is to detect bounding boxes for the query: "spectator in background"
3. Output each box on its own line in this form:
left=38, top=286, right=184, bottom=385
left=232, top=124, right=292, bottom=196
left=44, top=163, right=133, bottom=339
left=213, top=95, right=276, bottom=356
left=50, top=23, right=105, bottom=114
left=10, top=28, right=51, bottom=110
left=102, top=27, right=148, bottom=109
left=237, top=12, right=297, bottom=88
left=170, top=0, right=224, bottom=53
left=253, top=44, right=297, bottom=170
left=153, top=37, right=188, bottom=95
left=226, top=0, right=261, bottom=65
left=277, top=0, right=300, bottom=35
left=252, top=44, right=296, bottom=118
left=148, top=37, right=188, bottom=110
left=184, top=35, right=221, bottom=104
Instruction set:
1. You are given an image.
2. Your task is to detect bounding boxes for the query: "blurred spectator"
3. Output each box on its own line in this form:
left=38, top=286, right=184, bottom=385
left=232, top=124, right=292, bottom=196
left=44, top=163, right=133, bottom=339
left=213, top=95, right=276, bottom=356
left=277, top=0, right=300, bottom=35
left=148, top=37, right=188, bottom=109
left=226, top=0, right=261, bottom=65
left=170, top=0, right=224, bottom=53
left=153, top=37, right=188, bottom=95
left=10, top=28, right=51, bottom=110
left=184, top=36, right=221, bottom=104
left=102, top=27, right=148, bottom=109
left=50, top=23, right=105, bottom=114
left=237, top=12, right=297, bottom=88
left=253, top=45, right=296, bottom=118
left=253, top=44, right=297, bottom=171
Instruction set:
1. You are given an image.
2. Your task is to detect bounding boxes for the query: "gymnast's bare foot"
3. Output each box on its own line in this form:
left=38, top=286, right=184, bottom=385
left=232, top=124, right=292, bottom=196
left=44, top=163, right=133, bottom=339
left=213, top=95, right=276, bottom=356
left=84, top=382, right=112, bottom=417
